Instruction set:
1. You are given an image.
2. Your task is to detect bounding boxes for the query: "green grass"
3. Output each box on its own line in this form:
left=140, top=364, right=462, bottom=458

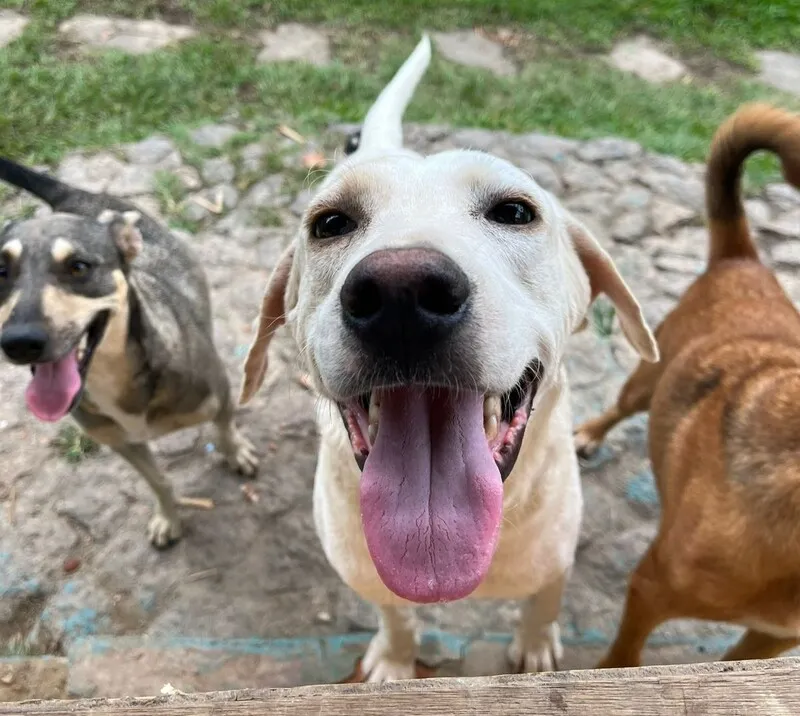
left=591, top=299, right=617, bottom=339
left=0, top=3, right=797, bottom=187
left=6, top=0, right=799, bottom=65
left=52, top=424, right=100, bottom=464
left=153, top=170, right=186, bottom=217
left=0, top=635, right=36, bottom=657
left=252, top=206, right=284, bottom=227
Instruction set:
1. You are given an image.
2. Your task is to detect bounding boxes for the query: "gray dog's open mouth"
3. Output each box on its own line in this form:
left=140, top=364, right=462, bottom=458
left=338, top=359, right=543, bottom=482
left=26, top=310, right=110, bottom=421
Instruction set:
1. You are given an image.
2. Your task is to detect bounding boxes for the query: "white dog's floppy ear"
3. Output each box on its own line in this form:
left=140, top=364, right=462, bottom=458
left=239, top=243, right=297, bottom=405
left=568, top=214, right=659, bottom=363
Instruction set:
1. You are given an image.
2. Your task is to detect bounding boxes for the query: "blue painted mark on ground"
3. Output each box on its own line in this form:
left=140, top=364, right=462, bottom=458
left=138, top=590, right=157, bottom=614
left=72, top=635, right=333, bottom=659
left=61, top=581, right=79, bottom=596
left=64, top=609, right=101, bottom=639
left=66, top=628, right=744, bottom=667
left=36, top=580, right=113, bottom=645
left=625, top=469, right=659, bottom=507
left=563, top=626, right=608, bottom=647
left=0, top=552, right=43, bottom=598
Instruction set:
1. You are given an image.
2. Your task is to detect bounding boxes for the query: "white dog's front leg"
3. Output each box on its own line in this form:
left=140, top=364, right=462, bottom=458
left=508, top=574, right=567, bottom=673
left=362, top=606, right=419, bottom=682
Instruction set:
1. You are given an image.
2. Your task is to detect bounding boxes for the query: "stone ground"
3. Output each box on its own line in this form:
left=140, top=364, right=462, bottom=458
left=1, top=121, right=799, bottom=701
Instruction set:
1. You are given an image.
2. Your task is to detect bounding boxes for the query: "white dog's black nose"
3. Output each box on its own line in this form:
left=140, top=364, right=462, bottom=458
left=340, top=248, right=470, bottom=355
left=1, top=324, right=48, bottom=364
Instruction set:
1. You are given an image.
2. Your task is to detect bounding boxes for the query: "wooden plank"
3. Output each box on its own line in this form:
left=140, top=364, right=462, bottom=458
left=3, top=657, right=799, bottom=715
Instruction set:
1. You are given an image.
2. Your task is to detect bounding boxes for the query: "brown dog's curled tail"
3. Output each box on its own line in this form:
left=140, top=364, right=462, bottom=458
left=706, top=103, right=800, bottom=266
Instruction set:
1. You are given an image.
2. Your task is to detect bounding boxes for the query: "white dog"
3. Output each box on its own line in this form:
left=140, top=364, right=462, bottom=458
left=241, top=36, right=658, bottom=682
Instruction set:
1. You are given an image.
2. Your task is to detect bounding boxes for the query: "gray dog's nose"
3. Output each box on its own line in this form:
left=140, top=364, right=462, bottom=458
left=340, top=247, right=470, bottom=360
left=1, top=324, right=49, bottom=364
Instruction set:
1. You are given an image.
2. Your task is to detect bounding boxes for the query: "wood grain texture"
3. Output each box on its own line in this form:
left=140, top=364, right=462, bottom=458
left=4, top=658, right=799, bottom=715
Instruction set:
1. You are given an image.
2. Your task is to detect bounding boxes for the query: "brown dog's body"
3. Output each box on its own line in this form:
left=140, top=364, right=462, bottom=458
left=574, top=104, right=800, bottom=666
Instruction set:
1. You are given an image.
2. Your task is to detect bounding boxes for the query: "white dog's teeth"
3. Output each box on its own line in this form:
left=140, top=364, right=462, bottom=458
left=485, top=414, right=499, bottom=441
left=484, top=395, right=501, bottom=419
left=368, top=391, right=380, bottom=443
left=483, top=395, right=501, bottom=441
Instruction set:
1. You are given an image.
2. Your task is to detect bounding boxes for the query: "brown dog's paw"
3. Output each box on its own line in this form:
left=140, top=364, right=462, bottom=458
left=573, top=427, right=601, bottom=459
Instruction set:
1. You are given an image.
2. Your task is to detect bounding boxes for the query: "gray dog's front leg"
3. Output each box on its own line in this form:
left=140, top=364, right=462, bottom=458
left=114, top=442, right=182, bottom=548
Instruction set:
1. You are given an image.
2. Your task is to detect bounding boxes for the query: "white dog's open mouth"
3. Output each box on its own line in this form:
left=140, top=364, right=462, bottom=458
left=337, top=360, right=542, bottom=604
left=341, top=360, right=542, bottom=480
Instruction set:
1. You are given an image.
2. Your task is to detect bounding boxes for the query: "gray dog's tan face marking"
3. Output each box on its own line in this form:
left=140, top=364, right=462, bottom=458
left=0, top=212, right=136, bottom=420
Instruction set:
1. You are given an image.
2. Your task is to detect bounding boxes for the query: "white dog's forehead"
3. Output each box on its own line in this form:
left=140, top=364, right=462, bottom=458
left=311, top=149, right=557, bottom=218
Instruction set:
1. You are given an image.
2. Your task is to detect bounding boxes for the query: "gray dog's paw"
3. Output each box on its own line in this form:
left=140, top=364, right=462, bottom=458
left=148, top=511, right=182, bottom=548
left=228, top=434, right=259, bottom=477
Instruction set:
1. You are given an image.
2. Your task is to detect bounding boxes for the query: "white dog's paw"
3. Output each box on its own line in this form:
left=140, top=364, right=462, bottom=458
left=361, top=634, right=416, bottom=683
left=148, top=511, right=182, bottom=548
left=508, top=622, right=563, bottom=673
left=227, top=434, right=259, bottom=477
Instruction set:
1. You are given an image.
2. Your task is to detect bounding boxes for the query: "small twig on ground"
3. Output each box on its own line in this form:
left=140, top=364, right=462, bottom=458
left=177, top=496, right=215, bottom=510
left=189, top=193, right=223, bottom=214
left=7, top=486, right=16, bottom=525
left=184, top=568, right=219, bottom=583
left=278, top=124, right=306, bottom=144
left=241, top=483, right=260, bottom=504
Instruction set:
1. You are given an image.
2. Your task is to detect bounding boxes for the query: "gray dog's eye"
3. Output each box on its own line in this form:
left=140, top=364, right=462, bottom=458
left=312, top=212, right=357, bottom=239
left=66, top=259, right=92, bottom=279
left=486, top=201, right=536, bottom=225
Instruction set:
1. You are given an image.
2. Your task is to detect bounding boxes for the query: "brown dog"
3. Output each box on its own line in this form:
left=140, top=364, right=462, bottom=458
left=574, top=103, right=800, bottom=668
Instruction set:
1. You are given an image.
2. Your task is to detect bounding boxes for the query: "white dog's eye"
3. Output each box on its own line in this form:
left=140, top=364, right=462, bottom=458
left=485, top=201, right=536, bottom=225
left=312, top=212, right=358, bottom=239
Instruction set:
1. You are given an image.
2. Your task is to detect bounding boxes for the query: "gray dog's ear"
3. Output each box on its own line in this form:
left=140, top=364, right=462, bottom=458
left=567, top=212, right=659, bottom=363
left=98, top=209, right=143, bottom=263
left=240, top=243, right=297, bottom=405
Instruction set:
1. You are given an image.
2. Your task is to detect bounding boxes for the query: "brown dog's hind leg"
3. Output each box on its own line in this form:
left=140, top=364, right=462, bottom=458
left=722, top=630, right=800, bottom=661
left=596, top=547, right=675, bottom=669
left=214, top=400, right=259, bottom=477
left=574, top=358, right=662, bottom=458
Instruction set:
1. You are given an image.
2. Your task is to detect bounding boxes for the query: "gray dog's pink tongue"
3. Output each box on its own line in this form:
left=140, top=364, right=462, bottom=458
left=360, top=386, right=503, bottom=603
left=25, top=351, right=81, bottom=422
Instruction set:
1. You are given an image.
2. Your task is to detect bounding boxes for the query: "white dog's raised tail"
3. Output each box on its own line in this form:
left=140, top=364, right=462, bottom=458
left=357, top=35, right=432, bottom=154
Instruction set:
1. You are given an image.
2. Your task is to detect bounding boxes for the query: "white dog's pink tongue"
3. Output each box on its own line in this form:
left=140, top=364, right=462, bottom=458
left=25, top=351, right=81, bottom=422
left=360, top=386, right=503, bottom=603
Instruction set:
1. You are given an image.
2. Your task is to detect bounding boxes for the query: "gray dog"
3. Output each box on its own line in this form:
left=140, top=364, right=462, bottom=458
left=0, top=159, right=258, bottom=547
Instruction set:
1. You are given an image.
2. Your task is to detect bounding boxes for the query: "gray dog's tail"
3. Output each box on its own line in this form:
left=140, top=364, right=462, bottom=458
left=0, top=157, right=144, bottom=224
left=0, top=158, right=74, bottom=209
